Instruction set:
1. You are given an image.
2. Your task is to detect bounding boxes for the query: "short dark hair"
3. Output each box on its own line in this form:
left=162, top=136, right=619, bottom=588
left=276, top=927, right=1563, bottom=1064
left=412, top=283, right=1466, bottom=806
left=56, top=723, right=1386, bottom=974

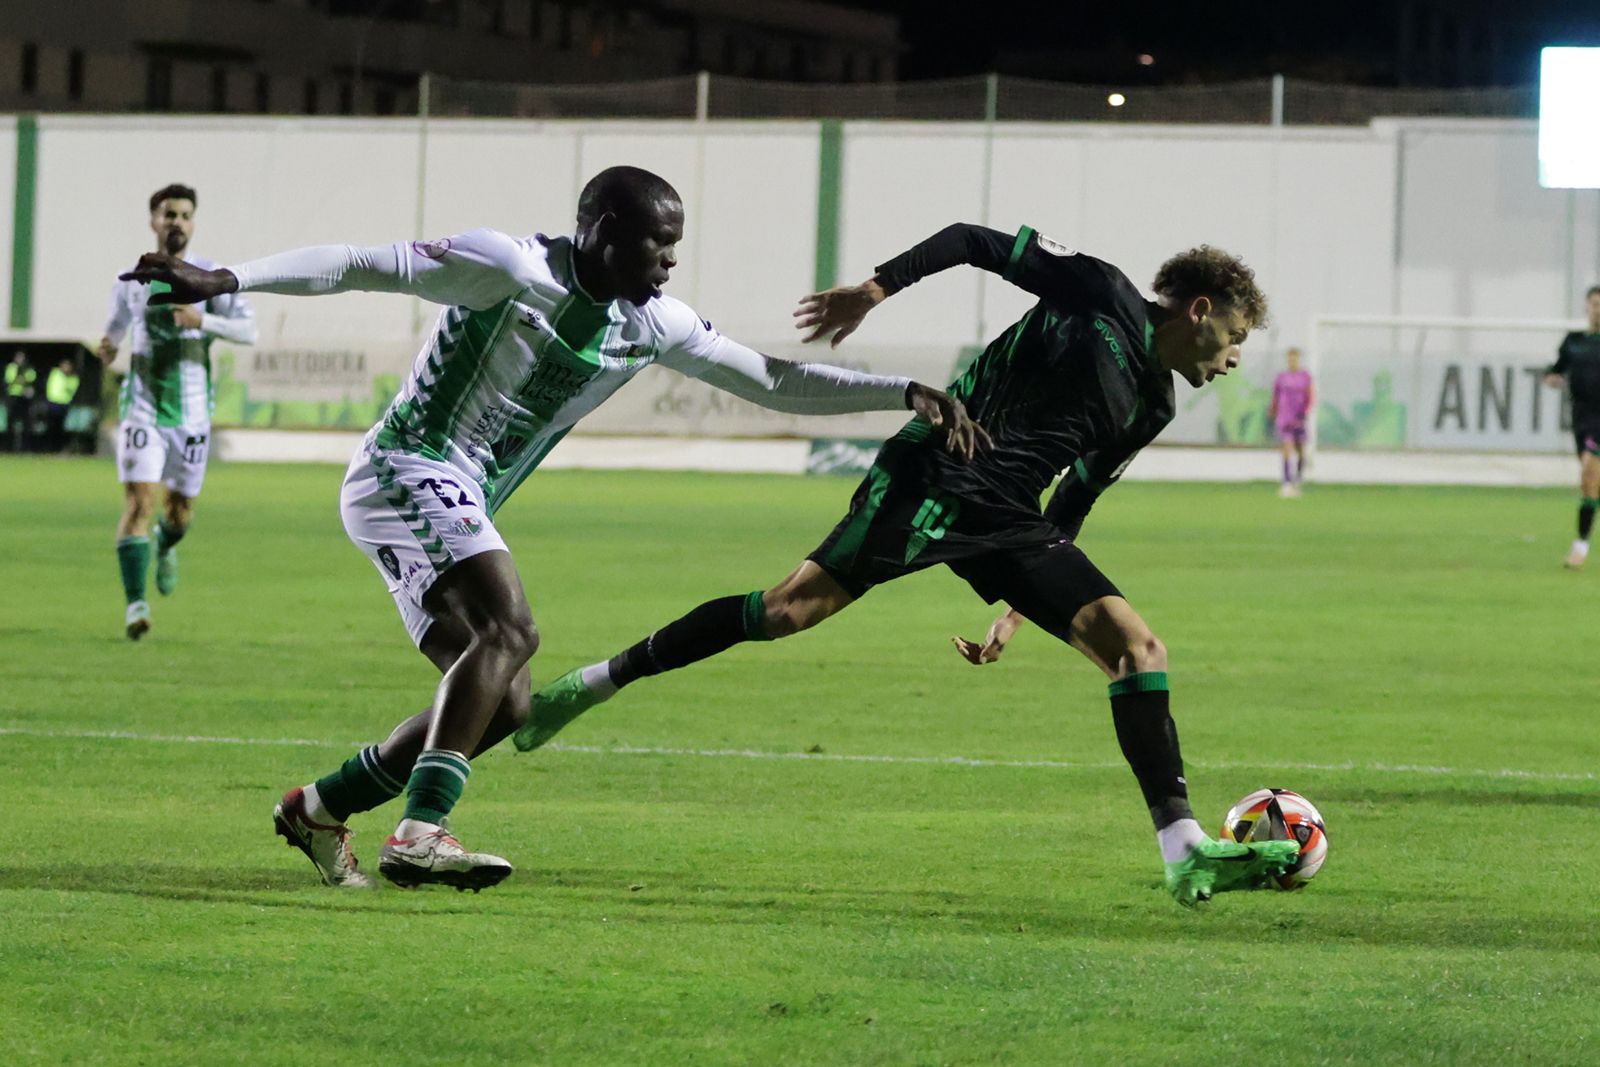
left=1587, top=284, right=1600, bottom=300
left=1153, top=246, right=1268, bottom=328
left=576, top=166, right=679, bottom=229
left=149, top=183, right=197, bottom=212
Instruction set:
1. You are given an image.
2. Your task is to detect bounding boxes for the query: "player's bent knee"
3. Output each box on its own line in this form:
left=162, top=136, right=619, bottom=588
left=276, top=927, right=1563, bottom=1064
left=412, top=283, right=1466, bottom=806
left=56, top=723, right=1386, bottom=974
left=762, top=597, right=831, bottom=639
left=1122, top=631, right=1167, bottom=674
left=475, top=613, right=540, bottom=664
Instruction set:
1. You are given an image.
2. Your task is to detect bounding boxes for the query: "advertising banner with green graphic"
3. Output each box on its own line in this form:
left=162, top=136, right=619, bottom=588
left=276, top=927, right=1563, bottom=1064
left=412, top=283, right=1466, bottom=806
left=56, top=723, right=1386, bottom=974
left=201, top=325, right=1580, bottom=463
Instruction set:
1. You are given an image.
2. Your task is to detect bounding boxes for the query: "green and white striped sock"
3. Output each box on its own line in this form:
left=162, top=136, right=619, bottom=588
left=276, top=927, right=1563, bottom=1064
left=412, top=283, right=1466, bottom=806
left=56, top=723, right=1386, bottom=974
left=400, top=748, right=471, bottom=828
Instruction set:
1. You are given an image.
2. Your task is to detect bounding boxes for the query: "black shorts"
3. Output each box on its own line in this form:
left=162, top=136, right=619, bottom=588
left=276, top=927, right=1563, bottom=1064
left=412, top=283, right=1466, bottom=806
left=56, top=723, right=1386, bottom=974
left=1574, top=417, right=1600, bottom=457
left=807, top=446, right=1122, bottom=640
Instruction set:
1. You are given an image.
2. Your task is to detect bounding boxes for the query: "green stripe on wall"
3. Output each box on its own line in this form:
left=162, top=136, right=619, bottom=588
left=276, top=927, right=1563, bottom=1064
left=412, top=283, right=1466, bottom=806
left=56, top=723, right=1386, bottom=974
left=10, top=115, right=38, bottom=329
left=813, top=118, right=842, bottom=293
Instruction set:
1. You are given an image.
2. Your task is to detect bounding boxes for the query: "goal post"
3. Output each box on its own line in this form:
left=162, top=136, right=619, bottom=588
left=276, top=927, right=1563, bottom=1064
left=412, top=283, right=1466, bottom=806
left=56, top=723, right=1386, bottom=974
left=1304, top=314, right=1585, bottom=472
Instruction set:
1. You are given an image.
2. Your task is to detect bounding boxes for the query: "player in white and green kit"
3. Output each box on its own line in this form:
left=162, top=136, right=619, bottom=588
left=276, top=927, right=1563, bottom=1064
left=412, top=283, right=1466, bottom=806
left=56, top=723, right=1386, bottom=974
left=97, top=184, right=257, bottom=639
left=123, top=166, right=979, bottom=891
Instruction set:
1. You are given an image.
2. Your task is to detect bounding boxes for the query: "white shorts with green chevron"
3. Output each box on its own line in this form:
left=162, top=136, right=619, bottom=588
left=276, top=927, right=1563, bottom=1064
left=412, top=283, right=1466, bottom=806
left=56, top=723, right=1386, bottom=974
left=340, top=448, right=509, bottom=647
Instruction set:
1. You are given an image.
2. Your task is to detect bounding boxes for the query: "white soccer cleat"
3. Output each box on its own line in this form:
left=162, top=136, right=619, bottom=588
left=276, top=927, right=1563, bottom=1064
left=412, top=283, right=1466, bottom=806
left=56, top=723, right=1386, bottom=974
left=378, top=823, right=513, bottom=892
left=273, top=786, right=376, bottom=888
left=125, top=600, right=152, bottom=640
left=1564, top=541, right=1589, bottom=570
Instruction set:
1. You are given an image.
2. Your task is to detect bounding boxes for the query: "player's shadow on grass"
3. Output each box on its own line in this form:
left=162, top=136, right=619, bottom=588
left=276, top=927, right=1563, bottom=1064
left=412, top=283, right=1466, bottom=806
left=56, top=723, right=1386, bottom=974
left=524, top=867, right=1599, bottom=953
left=0, top=865, right=475, bottom=913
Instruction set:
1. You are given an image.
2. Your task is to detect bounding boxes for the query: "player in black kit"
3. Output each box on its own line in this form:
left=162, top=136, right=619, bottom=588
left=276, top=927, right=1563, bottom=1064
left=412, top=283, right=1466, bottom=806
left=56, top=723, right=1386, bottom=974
left=515, top=221, right=1296, bottom=906
left=1545, top=285, right=1600, bottom=570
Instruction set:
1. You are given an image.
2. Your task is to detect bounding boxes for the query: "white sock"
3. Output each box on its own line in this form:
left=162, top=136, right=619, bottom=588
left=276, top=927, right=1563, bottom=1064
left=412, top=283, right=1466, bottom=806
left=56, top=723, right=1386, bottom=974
left=1157, top=818, right=1207, bottom=864
left=1572, top=540, right=1590, bottom=558
left=394, top=818, right=440, bottom=842
left=301, top=783, right=334, bottom=825
left=580, top=660, right=618, bottom=698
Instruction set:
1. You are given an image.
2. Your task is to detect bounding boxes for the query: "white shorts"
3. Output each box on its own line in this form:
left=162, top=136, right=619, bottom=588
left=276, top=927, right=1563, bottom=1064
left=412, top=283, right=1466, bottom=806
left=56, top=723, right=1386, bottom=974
left=117, top=422, right=211, bottom=498
left=340, top=449, right=509, bottom=647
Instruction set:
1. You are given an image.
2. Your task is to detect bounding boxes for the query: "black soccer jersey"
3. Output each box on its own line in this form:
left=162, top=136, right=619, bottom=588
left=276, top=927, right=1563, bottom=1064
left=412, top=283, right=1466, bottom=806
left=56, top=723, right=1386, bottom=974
left=873, top=223, right=1175, bottom=537
left=1551, top=331, right=1600, bottom=420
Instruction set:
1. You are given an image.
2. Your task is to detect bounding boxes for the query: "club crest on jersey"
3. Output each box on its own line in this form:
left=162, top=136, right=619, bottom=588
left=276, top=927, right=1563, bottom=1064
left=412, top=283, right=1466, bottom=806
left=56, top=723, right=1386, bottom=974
left=1035, top=233, right=1076, bottom=257
left=447, top=517, right=484, bottom=538
left=412, top=238, right=453, bottom=260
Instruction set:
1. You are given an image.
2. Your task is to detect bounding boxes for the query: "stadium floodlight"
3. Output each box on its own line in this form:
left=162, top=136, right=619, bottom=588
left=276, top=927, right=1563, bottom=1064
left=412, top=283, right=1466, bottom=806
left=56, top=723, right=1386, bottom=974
left=1539, top=47, right=1600, bottom=189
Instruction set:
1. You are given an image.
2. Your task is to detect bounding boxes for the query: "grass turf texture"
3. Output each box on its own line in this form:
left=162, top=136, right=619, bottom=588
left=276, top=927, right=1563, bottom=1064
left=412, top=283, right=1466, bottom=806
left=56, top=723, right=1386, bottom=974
left=3, top=454, right=1598, bottom=1066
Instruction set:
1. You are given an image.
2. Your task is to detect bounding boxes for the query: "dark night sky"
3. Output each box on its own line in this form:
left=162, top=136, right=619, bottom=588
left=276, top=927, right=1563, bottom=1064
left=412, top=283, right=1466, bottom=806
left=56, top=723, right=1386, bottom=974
left=841, top=1, right=1600, bottom=87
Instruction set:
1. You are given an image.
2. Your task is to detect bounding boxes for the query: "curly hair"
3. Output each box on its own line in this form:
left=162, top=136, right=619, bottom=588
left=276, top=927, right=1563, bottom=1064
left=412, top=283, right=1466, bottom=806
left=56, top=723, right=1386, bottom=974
left=149, top=183, right=197, bottom=212
left=1152, top=246, right=1268, bottom=329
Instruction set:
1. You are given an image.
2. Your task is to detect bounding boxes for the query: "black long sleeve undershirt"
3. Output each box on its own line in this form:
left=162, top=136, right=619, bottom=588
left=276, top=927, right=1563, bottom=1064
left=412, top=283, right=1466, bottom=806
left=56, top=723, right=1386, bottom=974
left=873, top=223, right=1015, bottom=296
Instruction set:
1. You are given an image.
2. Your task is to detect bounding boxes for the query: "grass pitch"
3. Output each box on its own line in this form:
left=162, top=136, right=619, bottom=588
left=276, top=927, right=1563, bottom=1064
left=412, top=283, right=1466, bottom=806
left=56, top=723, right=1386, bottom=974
left=3, top=454, right=1598, bottom=1066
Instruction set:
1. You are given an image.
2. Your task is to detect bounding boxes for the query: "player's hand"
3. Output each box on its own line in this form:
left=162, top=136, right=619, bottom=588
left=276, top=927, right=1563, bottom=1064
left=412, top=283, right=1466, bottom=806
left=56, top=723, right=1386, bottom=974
left=95, top=336, right=117, bottom=364
left=951, top=609, right=1024, bottom=665
left=172, top=305, right=204, bottom=329
left=907, top=383, right=993, bottom=463
left=794, top=278, right=887, bottom=348
left=119, top=253, right=237, bottom=306
left=1544, top=373, right=1565, bottom=388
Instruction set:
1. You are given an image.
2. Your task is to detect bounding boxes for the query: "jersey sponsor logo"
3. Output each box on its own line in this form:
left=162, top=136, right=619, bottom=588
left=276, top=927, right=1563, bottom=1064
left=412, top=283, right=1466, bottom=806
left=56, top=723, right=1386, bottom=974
left=412, top=237, right=453, bottom=260
left=1093, top=319, right=1129, bottom=371
left=1034, top=233, right=1076, bottom=257
left=377, top=546, right=402, bottom=580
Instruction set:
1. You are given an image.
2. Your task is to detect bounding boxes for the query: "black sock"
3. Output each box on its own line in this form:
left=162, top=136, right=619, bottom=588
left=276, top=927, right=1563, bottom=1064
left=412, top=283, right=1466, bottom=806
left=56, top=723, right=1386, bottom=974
left=1580, top=498, right=1597, bottom=542
left=156, top=519, right=186, bottom=555
left=609, top=591, right=771, bottom=687
left=1109, top=672, right=1194, bottom=830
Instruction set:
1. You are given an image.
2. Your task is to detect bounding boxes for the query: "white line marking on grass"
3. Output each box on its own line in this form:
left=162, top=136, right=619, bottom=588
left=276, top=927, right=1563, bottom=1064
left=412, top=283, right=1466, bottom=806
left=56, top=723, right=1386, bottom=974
left=2, top=725, right=1596, bottom=784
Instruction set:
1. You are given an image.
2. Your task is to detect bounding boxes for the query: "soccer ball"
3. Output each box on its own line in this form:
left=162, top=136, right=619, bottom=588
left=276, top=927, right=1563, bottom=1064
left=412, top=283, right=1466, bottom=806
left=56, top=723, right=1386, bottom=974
left=1219, top=788, right=1328, bottom=890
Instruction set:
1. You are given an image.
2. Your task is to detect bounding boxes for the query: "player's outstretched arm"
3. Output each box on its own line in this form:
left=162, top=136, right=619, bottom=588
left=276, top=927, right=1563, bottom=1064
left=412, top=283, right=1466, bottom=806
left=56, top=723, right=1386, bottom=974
left=658, top=302, right=990, bottom=461
left=122, top=229, right=525, bottom=313
left=952, top=608, right=1025, bottom=665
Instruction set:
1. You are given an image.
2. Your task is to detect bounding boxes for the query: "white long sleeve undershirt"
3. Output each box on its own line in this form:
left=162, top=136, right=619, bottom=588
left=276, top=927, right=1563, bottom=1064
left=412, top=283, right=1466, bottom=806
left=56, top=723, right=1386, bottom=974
left=226, top=235, right=912, bottom=416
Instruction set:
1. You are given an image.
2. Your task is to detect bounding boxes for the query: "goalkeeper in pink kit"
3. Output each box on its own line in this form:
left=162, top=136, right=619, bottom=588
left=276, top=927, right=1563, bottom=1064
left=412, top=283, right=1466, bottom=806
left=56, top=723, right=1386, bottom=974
left=1269, top=347, right=1314, bottom=497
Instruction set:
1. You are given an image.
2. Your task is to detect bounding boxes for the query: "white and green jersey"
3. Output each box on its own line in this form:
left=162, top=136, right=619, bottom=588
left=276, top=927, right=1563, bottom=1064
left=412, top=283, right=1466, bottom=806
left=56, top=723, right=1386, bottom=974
left=228, top=228, right=911, bottom=513
left=104, top=254, right=258, bottom=428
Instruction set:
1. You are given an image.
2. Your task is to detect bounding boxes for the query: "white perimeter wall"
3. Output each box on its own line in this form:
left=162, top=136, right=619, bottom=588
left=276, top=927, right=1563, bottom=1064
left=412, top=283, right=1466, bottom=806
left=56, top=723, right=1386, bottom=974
left=8, top=112, right=1598, bottom=446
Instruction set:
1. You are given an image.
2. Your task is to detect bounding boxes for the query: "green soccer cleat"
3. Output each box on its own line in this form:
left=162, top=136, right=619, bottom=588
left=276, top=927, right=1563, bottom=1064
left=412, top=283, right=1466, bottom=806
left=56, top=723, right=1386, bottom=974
left=155, top=547, right=179, bottom=596
left=512, top=667, right=609, bottom=752
left=1164, top=838, right=1300, bottom=908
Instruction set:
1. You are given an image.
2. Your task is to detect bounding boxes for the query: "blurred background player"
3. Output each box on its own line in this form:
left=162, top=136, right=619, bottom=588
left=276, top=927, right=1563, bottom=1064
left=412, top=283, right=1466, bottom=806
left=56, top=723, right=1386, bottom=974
left=121, top=165, right=974, bottom=892
left=1544, top=285, right=1600, bottom=569
left=97, top=184, right=258, bottom=639
left=1268, top=346, right=1314, bottom=497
